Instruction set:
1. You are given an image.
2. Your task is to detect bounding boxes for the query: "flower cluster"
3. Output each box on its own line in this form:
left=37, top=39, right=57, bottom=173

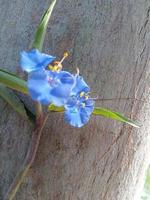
left=20, top=49, right=94, bottom=127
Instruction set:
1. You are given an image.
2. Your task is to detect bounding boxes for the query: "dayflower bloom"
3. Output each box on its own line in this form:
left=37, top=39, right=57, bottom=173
left=20, top=49, right=56, bottom=73
left=64, top=75, right=94, bottom=128
left=20, top=49, right=75, bottom=106
left=28, top=69, right=75, bottom=105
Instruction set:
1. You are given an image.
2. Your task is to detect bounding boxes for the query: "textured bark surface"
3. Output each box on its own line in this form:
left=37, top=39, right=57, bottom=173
left=0, top=0, right=150, bottom=199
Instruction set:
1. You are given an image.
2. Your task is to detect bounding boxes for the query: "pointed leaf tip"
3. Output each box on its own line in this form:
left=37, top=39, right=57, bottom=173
left=32, top=0, right=57, bottom=51
left=93, top=107, right=140, bottom=128
left=48, top=105, right=140, bottom=128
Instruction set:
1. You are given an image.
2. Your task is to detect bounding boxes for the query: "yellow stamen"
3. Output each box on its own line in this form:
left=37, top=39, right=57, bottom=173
left=48, top=64, right=61, bottom=72
left=85, top=95, right=89, bottom=100
left=48, top=52, right=69, bottom=72
left=48, top=65, right=54, bottom=70
left=80, top=92, right=85, bottom=97
left=59, top=51, right=69, bottom=64
left=53, top=65, right=60, bottom=72
left=54, top=61, right=62, bottom=69
left=63, top=52, right=69, bottom=58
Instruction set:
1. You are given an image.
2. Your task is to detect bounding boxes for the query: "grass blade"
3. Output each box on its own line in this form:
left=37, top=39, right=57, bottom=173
left=93, top=107, right=140, bottom=128
left=0, top=84, right=28, bottom=118
left=32, top=0, right=57, bottom=50
left=48, top=104, right=140, bottom=128
left=0, top=69, right=28, bottom=94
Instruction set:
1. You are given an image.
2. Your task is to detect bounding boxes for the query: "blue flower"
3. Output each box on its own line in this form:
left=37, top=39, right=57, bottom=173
left=20, top=49, right=75, bottom=106
left=28, top=69, right=75, bottom=106
left=64, top=76, right=94, bottom=127
left=20, top=49, right=55, bottom=73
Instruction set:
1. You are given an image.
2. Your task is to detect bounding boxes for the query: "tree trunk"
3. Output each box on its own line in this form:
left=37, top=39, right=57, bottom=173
left=0, top=0, right=150, bottom=199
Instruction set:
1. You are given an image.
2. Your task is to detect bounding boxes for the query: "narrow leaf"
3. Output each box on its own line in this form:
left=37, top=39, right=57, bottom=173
left=0, top=69, right=28, bottom=94
left=48, top=104, right=140, bottom=128
left=0, top=84, right=28, bottom=118
left=32, top=0, right=57, bottom=51
left=93, top=107, right=140, bottom=128
left=0, top=68, right=22, bottom=78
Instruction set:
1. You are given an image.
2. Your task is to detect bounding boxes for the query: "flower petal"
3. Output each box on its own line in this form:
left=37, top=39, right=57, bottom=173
left=48, top=71, right=75, bottom=106
left=65, top=107, right=90, bottom=128
left=20, top=49, right=56, bottom=73
left=71, top=75, right=89, bottom=95
left=82, top=99, right=95, bottom=116
left=28, top=70, right=52, bottom=104
left=64, top=75, right=94, bottom=127
left=64, top=97, right=94, bottom=127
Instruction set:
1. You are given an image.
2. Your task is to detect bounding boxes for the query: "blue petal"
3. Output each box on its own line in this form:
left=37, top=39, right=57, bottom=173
left=65, top=97, right=94, bottom=128
left=64, top=96, right=94, bottom=127
left=20, top=49, right=56, bottom=73
left=64, top=74, right=94, bottom=127
left=65, top=96, right=78, bottom=108
left=65, top=107, right=91, bottom=128
left=28, top=70, right=52, bottom=105
left=48, top=71, right=75, bottom=106
left=82, top=99, right=95, bottom=115
left=71, top=75, right=90, bottom=95
left=27, top=70, right=75, bottom=106
left=58, top=71, right=76, bottom=85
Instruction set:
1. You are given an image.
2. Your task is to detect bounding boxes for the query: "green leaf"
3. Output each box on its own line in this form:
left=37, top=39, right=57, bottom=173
left=48, top=104, right=140, bottom=128
left=0, top=69, right=28, bottom=94
left=0, top=84, right=28, bottom=119
left=32, top=0, right=57, bottom=51
left=93, top=107, right=140, bottom=128
left=0, top=1, right=57, bottom=119
left=0, top=68, right=22, bottom=78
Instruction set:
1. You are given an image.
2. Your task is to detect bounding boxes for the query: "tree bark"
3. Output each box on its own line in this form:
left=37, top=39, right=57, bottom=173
left=0, top=0, right=150, bottom=199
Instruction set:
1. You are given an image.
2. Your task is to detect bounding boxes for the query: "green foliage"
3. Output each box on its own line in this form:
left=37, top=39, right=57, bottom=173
left=48, top=104, right=140, bottom=128
left=0, top=84, right=28, bottom=119
left=0, top=0, right=57, bottom=119
left=0, top=69, right=28, bottom=94
left=31, top=0, right=57, bottom=117
left=93, top=107, right=140, bottom=128
left=0, top=0, right=139, bottom=129
left=32, top=0, right=57, bottom=51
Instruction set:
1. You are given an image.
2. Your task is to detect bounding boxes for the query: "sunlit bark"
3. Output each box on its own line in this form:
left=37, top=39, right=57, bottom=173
left=0, top=0, right=150, bottom=199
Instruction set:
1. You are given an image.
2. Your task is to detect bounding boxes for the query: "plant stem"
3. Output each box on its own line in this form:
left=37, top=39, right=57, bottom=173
left=4, top=104, right=48, bottom=200
left=35, top=101, right=43, bottom=118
